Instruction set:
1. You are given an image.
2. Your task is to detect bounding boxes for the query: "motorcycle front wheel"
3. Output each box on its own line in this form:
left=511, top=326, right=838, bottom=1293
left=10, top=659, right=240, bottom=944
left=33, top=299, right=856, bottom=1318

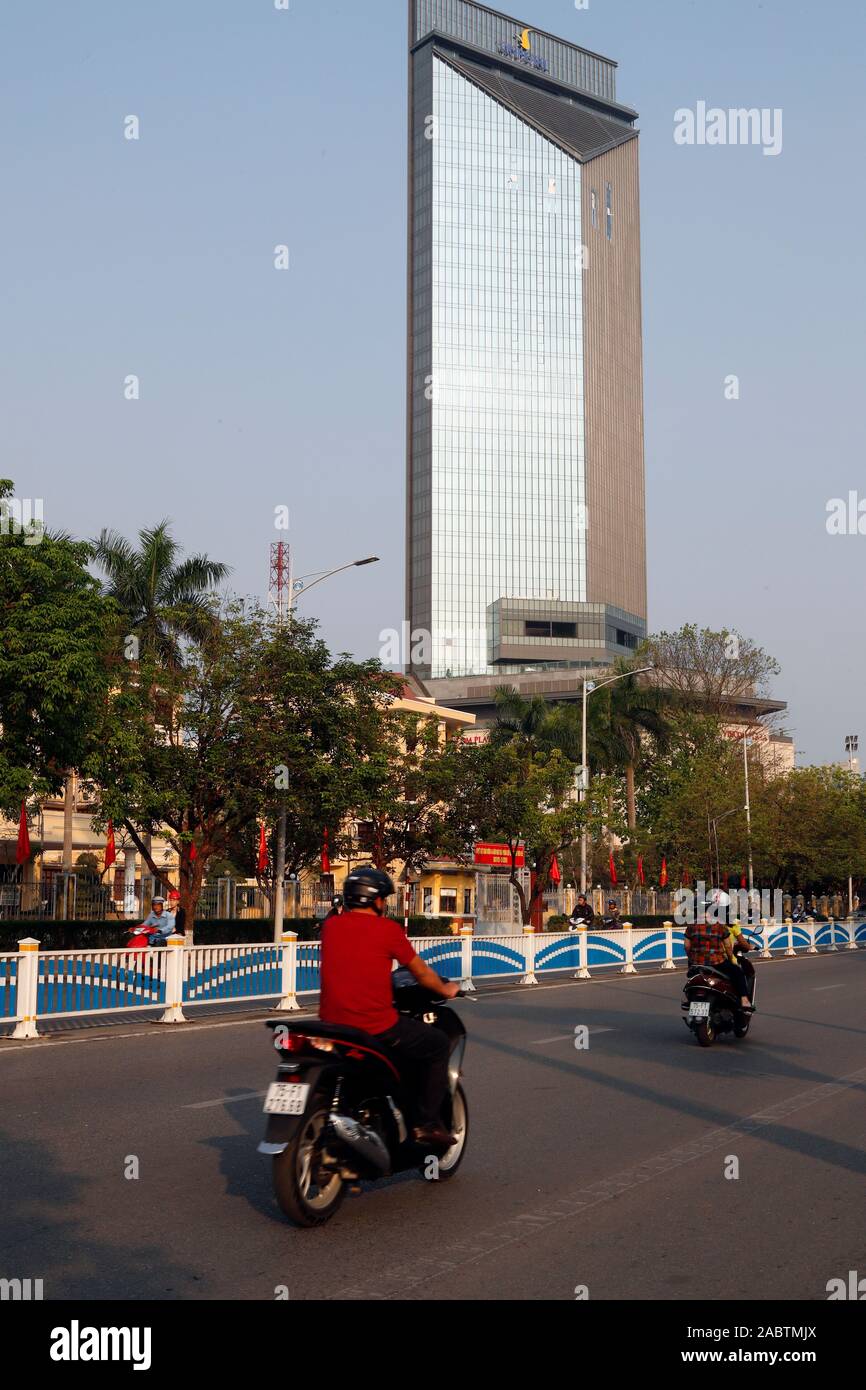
left=421, top=1082, right=469, bottom=1182
left=272, top=1107, right=345, bottom=1227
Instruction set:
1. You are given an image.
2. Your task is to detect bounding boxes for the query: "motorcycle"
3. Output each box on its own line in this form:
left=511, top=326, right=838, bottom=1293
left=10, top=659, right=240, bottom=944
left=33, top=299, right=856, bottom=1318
left=682, top=952, right=756, bottom=1047
left=258, top=968, right=469, bottom=1227
left=125, top=922, right=173, bottom=951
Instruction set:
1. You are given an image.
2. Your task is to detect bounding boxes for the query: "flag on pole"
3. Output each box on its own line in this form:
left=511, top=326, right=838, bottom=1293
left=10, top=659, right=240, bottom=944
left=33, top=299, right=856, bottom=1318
left=257, top=824, right=268, bottom=874
left=549, top=854, right=560, bottom=885
left=609, top=852, right=617, bottom=886
left=740, top=872, right=747, bottom=889
left=637, top=855, right=645, bottom=886
left=104, top=820, right=117, bottom=873
left=16, top=802, right=30, bottom=865
left=659, top=856, right=668, bottom=887
left=321, top=828, right=331, bottom=875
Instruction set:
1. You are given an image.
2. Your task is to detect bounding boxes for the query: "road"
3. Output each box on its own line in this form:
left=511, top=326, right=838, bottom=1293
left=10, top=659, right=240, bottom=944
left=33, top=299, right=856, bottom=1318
left=2, top=951, right=864, bottom=1301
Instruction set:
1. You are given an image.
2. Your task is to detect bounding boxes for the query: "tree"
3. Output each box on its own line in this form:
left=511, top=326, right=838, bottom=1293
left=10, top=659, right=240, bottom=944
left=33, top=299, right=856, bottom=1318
left=638, top=624, right=781, bottom=721
left=0, top=481, right=113, bottom=817
left=92, top=520, right=230, bottom=667
left=91, top=602, right=392, bottom=936
left=464, top=739, right=614, bottom=926
left=594, top=660, right=672, bottom=829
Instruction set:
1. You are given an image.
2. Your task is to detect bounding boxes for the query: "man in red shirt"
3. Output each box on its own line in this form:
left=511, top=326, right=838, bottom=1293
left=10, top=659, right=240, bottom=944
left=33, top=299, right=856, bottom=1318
left=319, top=866, right=460, bottom=1148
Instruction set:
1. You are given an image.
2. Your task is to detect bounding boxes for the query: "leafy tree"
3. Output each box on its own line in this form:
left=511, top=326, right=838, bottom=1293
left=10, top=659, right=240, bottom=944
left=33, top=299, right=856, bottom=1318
left=90, top=602, right=392, bottom=937
left=592, top=660, right=672, bottom=829
left=638, top=624, right=780, bottom=720
left=0, top=481, right=113, bottom=817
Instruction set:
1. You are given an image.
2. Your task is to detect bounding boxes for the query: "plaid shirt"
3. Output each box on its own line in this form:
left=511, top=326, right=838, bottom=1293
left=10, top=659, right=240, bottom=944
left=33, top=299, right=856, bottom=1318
left=684, top=922, right=729, bottom=966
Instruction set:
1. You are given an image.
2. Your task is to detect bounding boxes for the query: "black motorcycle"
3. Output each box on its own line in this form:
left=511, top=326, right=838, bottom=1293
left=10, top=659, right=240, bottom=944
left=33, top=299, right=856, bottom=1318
left=258, top=969, right=468, bottom=1226
left=682, top=954, right=756, bottom=1047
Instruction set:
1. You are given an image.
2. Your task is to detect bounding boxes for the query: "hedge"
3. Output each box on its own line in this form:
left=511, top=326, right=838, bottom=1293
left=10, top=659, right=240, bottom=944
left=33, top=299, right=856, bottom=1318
left=0, top=915, right=458, bottom=953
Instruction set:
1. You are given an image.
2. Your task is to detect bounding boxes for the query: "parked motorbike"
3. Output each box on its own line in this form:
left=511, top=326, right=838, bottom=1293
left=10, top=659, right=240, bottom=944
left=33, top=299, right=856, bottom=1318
left=258, top=968, right=469, bottom=1227
left=682, top=954, right=756, bottom=1047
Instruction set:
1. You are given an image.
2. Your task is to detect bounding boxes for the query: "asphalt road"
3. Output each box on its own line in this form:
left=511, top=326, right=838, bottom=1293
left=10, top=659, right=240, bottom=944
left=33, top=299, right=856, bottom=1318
left=2, top=951, right=864, bottom=1301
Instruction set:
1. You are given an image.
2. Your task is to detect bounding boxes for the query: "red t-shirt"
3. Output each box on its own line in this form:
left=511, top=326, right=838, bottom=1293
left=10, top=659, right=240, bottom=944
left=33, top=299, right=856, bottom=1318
left=319, top=911, right=416, bottom=1035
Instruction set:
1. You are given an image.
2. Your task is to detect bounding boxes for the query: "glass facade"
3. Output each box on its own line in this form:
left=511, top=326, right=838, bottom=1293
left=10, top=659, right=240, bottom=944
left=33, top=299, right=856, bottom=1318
left=412, top=54, right=586, bottom=678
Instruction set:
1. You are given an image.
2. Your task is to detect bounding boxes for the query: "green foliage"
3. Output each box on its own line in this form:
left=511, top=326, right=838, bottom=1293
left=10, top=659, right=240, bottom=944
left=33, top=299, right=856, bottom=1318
left=0, top=481, right=114, bottom=815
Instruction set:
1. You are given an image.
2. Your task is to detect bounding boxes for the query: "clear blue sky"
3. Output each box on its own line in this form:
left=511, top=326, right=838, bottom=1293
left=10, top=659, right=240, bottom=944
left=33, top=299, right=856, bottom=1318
left=2, top=1, right=864, bottom=762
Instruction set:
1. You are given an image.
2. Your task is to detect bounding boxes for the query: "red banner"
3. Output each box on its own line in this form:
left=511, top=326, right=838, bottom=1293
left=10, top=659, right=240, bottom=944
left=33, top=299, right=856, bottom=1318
left=474, top=842, right=525, bottom=868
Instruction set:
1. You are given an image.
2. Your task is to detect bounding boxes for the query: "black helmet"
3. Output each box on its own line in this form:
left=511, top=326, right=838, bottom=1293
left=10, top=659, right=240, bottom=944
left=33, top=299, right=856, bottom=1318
left=331, top=894, right=343, bottom=909
left=342, top=866, right=395, bottom=913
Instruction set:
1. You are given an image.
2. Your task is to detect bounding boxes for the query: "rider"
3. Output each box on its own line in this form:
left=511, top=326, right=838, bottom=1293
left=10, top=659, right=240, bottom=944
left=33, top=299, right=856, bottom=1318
left=140, top=896, right=175, bottom=942
left=318, top=866, right=460, bottom=1148
left=569, top=894, right=594, bottom=929
left=726, top=919, right=756, bottom=1004
left=683, top=915, right=753, bottom=1011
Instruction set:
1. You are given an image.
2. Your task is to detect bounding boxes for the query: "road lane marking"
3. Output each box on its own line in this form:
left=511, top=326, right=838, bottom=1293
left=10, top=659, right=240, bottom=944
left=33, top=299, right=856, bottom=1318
left=530, top=1028, right=616, bottom=1044
left=814, top=984, right=844, bottom=991
left=185, top=1090, right=267, bottom=1109
left=329, top=1062, right=866, bottom=1300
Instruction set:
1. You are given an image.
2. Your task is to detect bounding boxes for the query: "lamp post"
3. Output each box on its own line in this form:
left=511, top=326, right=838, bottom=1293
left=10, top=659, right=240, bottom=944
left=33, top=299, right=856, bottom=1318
left=272, top=554, right=381, bottom=942
left=579, top=665, right=654, bottom=895
left=709, top=807, right=738, bottom=889
left=845, top=736, right=858, bottom=915
left=743, top=735, right=754, bottom=899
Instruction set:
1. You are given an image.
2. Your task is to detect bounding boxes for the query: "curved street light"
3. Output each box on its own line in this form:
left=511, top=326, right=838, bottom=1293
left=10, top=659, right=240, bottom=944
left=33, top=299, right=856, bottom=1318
left=291, top=556, right=380, bottom=606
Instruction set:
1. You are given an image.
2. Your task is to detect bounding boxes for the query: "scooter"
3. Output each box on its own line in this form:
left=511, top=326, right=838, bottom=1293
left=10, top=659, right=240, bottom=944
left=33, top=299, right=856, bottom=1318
left=125, top=923, right=173, bottom=950
left=682, top=954, right=756, bottom=1047
left=258, top=968, right=469, bottom=1227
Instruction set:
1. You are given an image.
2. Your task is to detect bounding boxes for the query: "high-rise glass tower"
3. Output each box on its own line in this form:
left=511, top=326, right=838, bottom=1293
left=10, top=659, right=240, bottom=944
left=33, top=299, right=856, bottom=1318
left=406, top=1, right=647, bottom=682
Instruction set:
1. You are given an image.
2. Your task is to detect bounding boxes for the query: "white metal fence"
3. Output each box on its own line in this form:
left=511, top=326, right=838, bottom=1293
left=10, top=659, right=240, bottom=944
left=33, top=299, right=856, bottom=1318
left=2, top=917, right=863, bottom=1039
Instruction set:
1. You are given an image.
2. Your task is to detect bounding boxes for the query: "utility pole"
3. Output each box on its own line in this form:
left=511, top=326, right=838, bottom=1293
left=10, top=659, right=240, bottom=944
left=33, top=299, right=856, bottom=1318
left=845, top=735, right=858, bottom=916
left=579, top=665, right=654, bottom=895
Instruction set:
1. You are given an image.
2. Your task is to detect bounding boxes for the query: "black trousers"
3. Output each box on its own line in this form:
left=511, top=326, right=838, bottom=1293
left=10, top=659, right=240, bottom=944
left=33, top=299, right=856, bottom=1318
left=716, top=959, right=751, bottom=1000
left=374, top=1016, right=450, bottom=1127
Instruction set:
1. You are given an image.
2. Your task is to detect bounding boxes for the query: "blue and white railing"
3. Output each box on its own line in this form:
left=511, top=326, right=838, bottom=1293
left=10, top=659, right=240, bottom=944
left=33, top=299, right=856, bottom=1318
left=2, top=919, right=864, bottom=1038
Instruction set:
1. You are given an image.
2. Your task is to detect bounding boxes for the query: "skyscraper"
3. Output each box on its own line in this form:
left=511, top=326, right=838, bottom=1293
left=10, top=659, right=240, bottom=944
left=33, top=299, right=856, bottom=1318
left=406, top=0, right=647, bottom=685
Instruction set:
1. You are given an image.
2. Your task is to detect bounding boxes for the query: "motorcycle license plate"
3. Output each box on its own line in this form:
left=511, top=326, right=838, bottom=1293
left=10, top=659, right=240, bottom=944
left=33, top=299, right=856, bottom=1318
left=264, top=1082, right=310, bottom=1115
left=689, top=1001, right=711, bottom=1019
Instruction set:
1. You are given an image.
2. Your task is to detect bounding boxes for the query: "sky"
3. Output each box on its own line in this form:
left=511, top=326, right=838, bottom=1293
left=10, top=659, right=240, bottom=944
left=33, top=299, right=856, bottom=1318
left=1, top=0, right=864, bottom=764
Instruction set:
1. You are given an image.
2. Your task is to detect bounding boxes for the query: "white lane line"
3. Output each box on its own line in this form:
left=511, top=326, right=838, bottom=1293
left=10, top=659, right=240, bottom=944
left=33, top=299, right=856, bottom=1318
left=814, top=984, right=845, bottom=991
left=330, top=1061, right=866, bottom=1300
left=530, top=1027, right=616, bottom=1044
left=185, top=1090, right=267, bottom=1110
left=0, top=1011, right=319, bottom=1054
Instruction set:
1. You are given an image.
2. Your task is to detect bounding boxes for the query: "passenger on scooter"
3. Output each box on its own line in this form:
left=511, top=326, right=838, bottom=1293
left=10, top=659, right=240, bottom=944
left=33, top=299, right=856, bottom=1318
left=726, top=921, right=756, bottom=1003
left=318, top=866, right=460, bottom=1149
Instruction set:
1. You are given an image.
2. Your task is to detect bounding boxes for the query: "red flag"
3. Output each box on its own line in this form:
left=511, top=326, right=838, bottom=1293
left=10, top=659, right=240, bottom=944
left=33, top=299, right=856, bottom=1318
left=659, top=856, right=668, bottom=888
left=257, top=824, right=268, bottom=874
left=16, top=802, right=30, bottom=865
left=682, top=866, right=690, bottom=887
left=549, top=854, right=560, bottom=885
left=321, top=827, right=331, bottom=875
left=740, top=872, right=747, bottom=889
left=104, top=820, right=117, bottom=873
left=609, top=852, right=617, bottom=886
left=637, top=855, right=645, bottom=886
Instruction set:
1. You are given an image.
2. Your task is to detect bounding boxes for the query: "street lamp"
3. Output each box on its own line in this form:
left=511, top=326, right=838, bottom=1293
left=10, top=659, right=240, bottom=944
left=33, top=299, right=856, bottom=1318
left=742, top=736, right=754, bottom=899
left=272, top=554, right=381, bottom=942
left=291, top=556, right=380, bottom=606
left=709, top=807, right=738, bottom=888
left=579, top=665, right=654, bottom=894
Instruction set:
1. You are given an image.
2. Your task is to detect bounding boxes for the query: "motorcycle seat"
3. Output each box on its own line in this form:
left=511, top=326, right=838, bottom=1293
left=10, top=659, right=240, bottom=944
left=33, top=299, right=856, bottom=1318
left=265, top=1018, right=405, bottom=1076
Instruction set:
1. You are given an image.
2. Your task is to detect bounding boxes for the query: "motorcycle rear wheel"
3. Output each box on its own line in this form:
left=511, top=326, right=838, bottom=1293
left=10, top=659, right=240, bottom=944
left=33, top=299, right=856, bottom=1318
left=695, top=1019, right=715, bottom=1047
left=733, top=1016, right=751, bottom=1039
left=273, top=1107, right=345, bottom=1227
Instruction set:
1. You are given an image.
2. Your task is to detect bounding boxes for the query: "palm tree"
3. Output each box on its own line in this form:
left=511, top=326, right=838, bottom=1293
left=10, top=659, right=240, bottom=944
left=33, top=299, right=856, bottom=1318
left=91, top=520, right=230, bottom=901
left=93, top=520, right=230, bottom=666
left=601, top=660, right=671, bottom=829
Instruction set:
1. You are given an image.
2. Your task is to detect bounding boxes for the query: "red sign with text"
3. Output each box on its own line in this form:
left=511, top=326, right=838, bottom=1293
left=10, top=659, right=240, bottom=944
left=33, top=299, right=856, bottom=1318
left=473, top=842, right=525, bottom=868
